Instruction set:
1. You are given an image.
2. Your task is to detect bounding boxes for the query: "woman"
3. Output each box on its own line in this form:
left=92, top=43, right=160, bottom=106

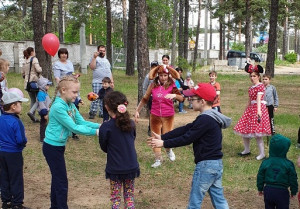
left=135, top=65, right=184, bottom=168
left=234, top=64, right=271, bottom=160
left=22, top=47, right=42, bottom=123
left=53, top=48, right=82, bottom=140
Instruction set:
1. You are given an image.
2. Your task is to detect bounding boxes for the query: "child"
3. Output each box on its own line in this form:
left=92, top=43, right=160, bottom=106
left=175, top=67, right=189, bottom=114
left=184, top=72, right=194, bottom=109
left=208, top=71, right=221, bottom=113
left=262, top=74, right=279, bottom=135
left=234, top=64, right=271, bottom=160
left=0, top=58, right=9, bottom=116
left=99, top=91, right=140, bottom=208
left=257, top=134, right=298, bottom=209
left=42, top=75, right=100, bottom=209
left=150, top=83, right=231, bottom=208
left=37, top=77, right=52, bottom=142
left=135, top=65, right=184, bottom=168
left=98, top=77, right=113, bottom=122
left=0, top=90, right=29, bottom=209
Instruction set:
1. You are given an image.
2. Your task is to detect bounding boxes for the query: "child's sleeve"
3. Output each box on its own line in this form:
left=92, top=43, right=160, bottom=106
left=99, top=124, right=109, bottom=153
left=14, top=120, right=27, bottom=148
left=288, top=162, right=298, bottom=196
left=52, top=105, right=99, bottom=135
left=273, top=86, right=279, bottom=108
left=256, top=163, right=266, bottom=192
left=37, top=92, right=48, bottom=116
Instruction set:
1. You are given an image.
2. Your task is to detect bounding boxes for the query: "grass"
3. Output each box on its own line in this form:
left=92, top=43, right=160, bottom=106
left=5, top=69, right=300, bottom=208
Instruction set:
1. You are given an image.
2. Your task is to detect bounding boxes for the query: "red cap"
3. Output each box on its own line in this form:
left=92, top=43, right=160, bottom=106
left=183, top=83, right=216, bottom=102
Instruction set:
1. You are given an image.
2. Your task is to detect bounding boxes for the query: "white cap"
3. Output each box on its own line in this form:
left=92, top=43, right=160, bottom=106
left=2, top=91, right=29, bottom=105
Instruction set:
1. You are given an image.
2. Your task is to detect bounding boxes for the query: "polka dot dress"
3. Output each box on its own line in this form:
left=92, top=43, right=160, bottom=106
left=234, top=83, right=271, bottom=138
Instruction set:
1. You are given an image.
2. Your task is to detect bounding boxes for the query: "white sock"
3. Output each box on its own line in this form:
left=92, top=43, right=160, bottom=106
left=242, top=138, right=250, bottom=154
left=256, top=137, right=265, bottom=160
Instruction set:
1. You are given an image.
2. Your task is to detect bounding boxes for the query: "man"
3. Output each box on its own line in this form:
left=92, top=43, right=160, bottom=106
left=89, top=45, right=114, bottom=119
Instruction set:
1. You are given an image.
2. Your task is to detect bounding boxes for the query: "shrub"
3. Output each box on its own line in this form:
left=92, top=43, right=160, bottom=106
left=284, top=52, right=297, bottom=64
left=231, top=42, right=245, bottom=51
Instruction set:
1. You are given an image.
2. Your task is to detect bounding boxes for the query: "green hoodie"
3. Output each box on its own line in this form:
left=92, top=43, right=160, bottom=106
left=44, top=97, right=100, bottom=146
left=257, top=134, right=298, bottom=195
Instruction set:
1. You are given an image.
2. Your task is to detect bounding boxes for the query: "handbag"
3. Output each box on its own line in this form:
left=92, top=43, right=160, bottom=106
left=25, top=57, right=39, bottom=92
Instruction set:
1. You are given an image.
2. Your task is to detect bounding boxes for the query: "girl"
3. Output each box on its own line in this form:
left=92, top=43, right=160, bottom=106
left=43, top=75, right=100, bottom=209
left=234, top=64, right=271, bottom=160
left=135, top=65, right=184, bottom=168
left=0, top=58, right=9, bottom=116
left=99, top=91, right=139, bottom=209
left=22, top=47, right=42, bottom=123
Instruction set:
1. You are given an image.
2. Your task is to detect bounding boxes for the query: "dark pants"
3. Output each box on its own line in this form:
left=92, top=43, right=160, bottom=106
left=103, top=107, right=109, bottom=122
left=40, top=116, right=47, bottom=142
left=267, top=105, right=275, bottom=135
left=43, top=142, right=68, bottom=209
left=0, top=151, right=24, bottom=206
left=263, top=186, right=289, bottom=209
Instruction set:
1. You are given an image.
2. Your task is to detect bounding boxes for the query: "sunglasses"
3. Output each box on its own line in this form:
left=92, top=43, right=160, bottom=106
left=188, top=97, right=200, bottom=101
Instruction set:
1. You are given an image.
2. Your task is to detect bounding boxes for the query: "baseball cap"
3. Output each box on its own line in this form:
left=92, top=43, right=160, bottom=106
left=183, top=83, right=216, bottom=102
left=150, top=61, right=159, bottom=67
left=2, top=91, right=29, bottom=105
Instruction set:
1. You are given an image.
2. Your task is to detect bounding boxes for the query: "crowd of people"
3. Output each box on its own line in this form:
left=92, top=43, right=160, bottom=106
left=0, top=45, right=298, bottom=209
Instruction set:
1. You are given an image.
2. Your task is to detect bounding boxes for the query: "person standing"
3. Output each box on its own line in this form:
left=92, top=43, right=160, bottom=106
left=89, top=45, right=114, bottom=119
left=22, top=47, right=42, bottom=123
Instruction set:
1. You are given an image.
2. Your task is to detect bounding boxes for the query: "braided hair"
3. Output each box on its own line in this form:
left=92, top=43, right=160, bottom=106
left=104, top=91, right=133, bottom=132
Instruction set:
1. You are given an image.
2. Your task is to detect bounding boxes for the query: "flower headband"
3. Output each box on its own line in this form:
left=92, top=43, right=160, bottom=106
left=245, top=63, right=264, bottom=74
left=117, top=101, right=128, bottom=114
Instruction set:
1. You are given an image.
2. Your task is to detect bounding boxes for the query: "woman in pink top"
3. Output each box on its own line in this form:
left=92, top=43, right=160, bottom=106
left=135, top=65, right=184, bottom=168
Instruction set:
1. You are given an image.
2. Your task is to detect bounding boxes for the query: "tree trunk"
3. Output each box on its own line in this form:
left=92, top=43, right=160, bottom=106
left=58, top=0, right=64, bottom=43
left=171, top=0, right=178, bottom=67
left=245, top=0, right=252, bottom=58
left=209, top=0, right=212, bottom=50
left=238, top=21, right=241, bottom=43
left=183, top=0, right=189, bottom=60
left=106, top=0, right=112, bottom=65
left=126, top=0, right=135, bottom=76
left=136, top=0, right=150, bottom=103
left=282, top=6, right=288, bottom=58
left=218, top=0, right=223, bottom=60
left=227, top=15, right=230, bottom=50
left=22, top=0, right=27, bottom=18
left=122, top=0, right=128, bottom=49
left=193, top=0, right=201, bottom=71
left=266, top=0, right=279, bottom=77
left=178, top=0, right=184, bottom=58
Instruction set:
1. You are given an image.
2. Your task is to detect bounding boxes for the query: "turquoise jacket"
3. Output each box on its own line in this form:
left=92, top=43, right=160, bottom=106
left=44, top=97, right=100, bottom=146
left=257, top=134, right=298, bottom=195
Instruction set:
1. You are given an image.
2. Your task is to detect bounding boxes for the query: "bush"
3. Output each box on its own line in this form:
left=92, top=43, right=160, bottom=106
left=231, top=42, right=245, bottom=51
left=284, top=52, right=297, bottom=64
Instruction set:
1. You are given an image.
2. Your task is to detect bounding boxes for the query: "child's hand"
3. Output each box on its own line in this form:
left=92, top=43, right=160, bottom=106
left=274, top=107, right=278, bottom=112
left=79, top=100, right=84, bottom=105
left=44, top=115, right=48, bottom=121
left=150, top=138, right=164, bottom=148
left=258, top=191, right=263, bottom=196
left=165, top=94, right=176, bottom=100
left=152, top=131, right=161, bottom=140
left=134, top=111, right=140, bottom=123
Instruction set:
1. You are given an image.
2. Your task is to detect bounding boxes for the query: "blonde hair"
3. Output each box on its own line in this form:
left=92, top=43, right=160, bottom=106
left=0, top=58, right=9, bottom=72
left=52, top=75, right=80, bottom=104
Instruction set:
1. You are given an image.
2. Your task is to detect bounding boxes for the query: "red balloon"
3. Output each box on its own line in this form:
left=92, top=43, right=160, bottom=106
left=42, top=33, right=60, bottom=56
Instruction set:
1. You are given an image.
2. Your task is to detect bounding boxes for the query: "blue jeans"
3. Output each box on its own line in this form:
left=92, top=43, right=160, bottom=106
left=179, top=102, right=184, bottom=112
left=187, top=159, right=229, bottom=209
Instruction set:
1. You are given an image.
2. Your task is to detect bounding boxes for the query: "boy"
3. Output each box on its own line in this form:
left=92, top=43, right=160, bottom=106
left=262, top=74, right=279, bottom=135
left=0, top=90, right=29, bottom=209
left=37, top=77, right=52, bottom=142
left=149, top=83, right=231, bottom=208
left=257, top=134, right=298, bottom=209
left=209, top=71, right=221, bottom=113
left=98, top=77, right=113, bottom=122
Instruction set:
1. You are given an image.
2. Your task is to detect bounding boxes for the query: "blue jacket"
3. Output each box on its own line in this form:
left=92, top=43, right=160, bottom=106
left=37, top=90, right=51, bottom=116
left=0, top=112, right=27, bottom=152
left=44, top=97, right=100, bottom=146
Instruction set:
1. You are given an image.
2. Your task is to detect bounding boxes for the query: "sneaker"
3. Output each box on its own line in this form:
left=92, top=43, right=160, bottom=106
left=27, top=112, right=39, bottom=123
left=72, top=134, right=80, bottom=141
left=151, top=160, right=161, bottom=168
left=167, top=149, right=176, bottom=161
left=256, top=155, right=265, bottom=160
left=179, top=110, right=187, bottom=114
left=2, top=202, right=12, bottom=209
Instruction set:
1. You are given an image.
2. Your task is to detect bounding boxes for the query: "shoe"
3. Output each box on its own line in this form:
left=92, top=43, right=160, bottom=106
left=89, top=114, right=95, bottom=119
left=167, top=149, right=176, bottom=161
left=147, top=129, right=151, bottom=137
left=179, top=110, right=187, bottom=114
left=12, top=205, right=29, bottom=209
left=72, top=134, right=80, bottom=141
left=27, top=112, right=39, bottom=123
left=237, top=152, right=251, bottom=156
left=256, top=155, right=265, bottom=160
left=151, top=160, right=161, bottom=168
left=2, top=202, right=12, bottom=209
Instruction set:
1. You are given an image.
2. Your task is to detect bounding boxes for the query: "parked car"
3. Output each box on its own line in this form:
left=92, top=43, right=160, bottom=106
left=227, top=50, right=264, bottom=62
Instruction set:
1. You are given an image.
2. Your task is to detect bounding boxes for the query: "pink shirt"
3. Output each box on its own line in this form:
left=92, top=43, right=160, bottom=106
left=151, top=83, right=176, bottom=117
